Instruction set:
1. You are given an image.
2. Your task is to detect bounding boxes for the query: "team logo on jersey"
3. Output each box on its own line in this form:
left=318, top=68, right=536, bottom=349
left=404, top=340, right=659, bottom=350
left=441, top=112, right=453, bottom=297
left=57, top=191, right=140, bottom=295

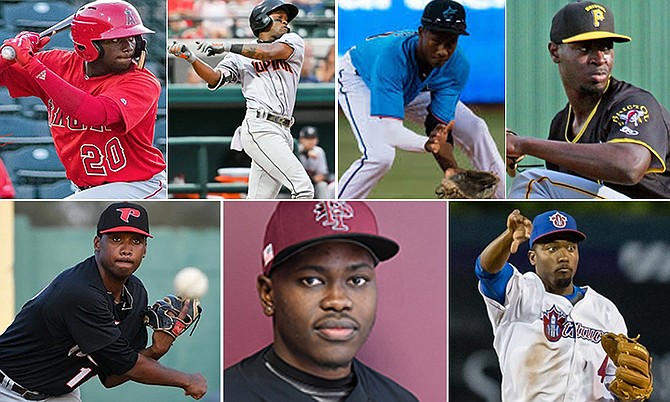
left=548, top=211, right=568, bottom=229
left=543, top=305, right=567, bottom=342
left=313, top=201, right=355, bottom=231
left=584, top=4, right=606, bottom=28
left=125, top=8, right=137, bottom=26
left=612, top=104, right=649, bottom=136
left=116, top=207, right=141, bottom=223
left=35, top=70, right=46, bottom=80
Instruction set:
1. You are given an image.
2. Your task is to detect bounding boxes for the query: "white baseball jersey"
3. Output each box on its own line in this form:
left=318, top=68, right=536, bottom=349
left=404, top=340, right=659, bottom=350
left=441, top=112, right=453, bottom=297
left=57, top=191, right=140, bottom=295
left=211, top=33, right=313, bottom=199
left=478, top=262, right=626, bottom=402
left=213, top=32, right=303, bottom=117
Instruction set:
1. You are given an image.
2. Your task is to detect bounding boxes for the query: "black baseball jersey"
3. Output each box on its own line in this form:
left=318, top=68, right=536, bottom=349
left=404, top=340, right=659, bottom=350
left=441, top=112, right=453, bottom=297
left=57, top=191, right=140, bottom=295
left=0, top=256, right=148, bottom=396
left=224, top=345, right=420, bottom=401
left=548, top=78, right=670, bottom=198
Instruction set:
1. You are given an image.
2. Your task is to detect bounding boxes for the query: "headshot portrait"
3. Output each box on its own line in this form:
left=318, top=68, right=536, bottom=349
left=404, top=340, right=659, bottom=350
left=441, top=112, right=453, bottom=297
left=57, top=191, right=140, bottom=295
left=449, top=201, right=670, bottom=401
left=224, top=200, right=447, bottom=401
left=0, top=201, right=220, bottom=401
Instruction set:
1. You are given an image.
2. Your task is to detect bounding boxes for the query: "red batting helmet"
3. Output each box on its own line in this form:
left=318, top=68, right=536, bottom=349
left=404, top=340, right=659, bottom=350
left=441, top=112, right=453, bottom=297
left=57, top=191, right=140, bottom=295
left=71, top=0, right=154, bottom=62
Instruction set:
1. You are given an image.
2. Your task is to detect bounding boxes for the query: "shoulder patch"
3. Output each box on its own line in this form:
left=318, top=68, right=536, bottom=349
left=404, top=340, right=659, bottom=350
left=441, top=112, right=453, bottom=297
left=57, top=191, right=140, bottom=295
left=611, top=104, right=650, bottom=136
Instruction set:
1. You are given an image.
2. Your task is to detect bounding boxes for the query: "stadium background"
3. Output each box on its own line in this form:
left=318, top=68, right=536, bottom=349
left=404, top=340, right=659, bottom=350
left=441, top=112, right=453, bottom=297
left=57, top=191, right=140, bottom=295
left=507, top=0, right=670, bottom=191
left=0, top=201, right=221, bottom=402
left=449, top=201, right=670, bottom=401
left=337, top=0, right=504, bottom=198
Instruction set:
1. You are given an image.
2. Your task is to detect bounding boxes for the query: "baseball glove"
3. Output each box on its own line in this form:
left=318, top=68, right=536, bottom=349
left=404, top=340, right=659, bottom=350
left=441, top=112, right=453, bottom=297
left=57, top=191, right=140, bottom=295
left=435, top=170, right=500, bottom=199
left=601, top=332, right=653, bottom=401
left=144, top=295, right=202, bottom=339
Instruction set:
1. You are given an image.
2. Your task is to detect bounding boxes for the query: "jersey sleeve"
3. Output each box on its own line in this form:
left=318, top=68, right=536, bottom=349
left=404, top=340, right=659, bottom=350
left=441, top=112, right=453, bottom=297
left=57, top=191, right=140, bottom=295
left=89, top=334, right=139, bottom=376
left=277, top=32, right=304, bottom=65
left=475, top=256, right=514, bottom=305
left=428, top=48, right=469, bottom=123
left=368, top=45, right=408, bottom=120
left=96, top=71, right=160, bottom=134
left=607, top=92, right=669, bottom=174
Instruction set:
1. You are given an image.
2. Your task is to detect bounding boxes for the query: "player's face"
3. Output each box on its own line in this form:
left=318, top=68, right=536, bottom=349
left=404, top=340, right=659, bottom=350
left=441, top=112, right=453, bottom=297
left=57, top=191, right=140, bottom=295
left=529, top=239, right=579, bottom=295
left=94, top=232, right=147, bottom=281
left=550, top=39, right=614, bottom=96
left=417, top=27, right=459, bottom=68
left=265, top=10, right=290, bottom=41
left=94, top=36, right=137, bottom=74
left=259, top=241, right=377, bottom=379
left=300, top=137, right=318, bottom=150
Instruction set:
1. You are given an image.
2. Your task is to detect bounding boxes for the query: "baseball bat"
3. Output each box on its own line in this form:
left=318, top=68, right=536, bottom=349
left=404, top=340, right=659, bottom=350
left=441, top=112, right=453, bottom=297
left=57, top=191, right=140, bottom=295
left=1, top=15, right=74, bottom=61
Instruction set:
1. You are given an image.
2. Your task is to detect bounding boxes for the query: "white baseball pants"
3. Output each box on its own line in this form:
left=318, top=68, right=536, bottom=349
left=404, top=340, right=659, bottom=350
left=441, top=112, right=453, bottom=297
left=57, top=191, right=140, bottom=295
left=240, top=115, right=314, bottom=199
left=66, top=171, right=167, bottom=200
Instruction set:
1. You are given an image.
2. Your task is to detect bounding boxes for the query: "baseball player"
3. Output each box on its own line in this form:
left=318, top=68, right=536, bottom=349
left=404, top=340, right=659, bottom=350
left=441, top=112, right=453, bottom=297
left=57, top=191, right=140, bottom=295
left=476, top=209, right=653, bottom=401
left=338, top=0, right=504, bottom=199
left=507, top=1, right=670, bottom=199
left=297, top=125, right=334, bottom=199
left=0, top=202, right=207, bottom=401
left=169, top=0, right=314, bottom=199
left=225, top=201, right=419, bottom=401
left=0, top=0, right=167, bottom=200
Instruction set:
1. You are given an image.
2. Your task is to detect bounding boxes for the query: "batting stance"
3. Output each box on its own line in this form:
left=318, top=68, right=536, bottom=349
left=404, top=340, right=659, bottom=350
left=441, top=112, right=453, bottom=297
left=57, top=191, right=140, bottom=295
left=507, top=1, right=670, bottom=199
left=169, top=0, right=313, bottom=199
left=0, top=0, right=167, bottom=199
left=476, top=209, right=653, bottom=401
left=338, top=0, right=504, bottom=199
left=0, top=203, right=206, bottom=401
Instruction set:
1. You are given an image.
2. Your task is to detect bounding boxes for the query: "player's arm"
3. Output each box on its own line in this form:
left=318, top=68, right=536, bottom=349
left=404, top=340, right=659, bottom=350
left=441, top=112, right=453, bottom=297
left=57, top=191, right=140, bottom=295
left=197, top=40, right=294, bottom=61
left=2, top=33, right=124, bottom=127
left=479, top=209, right=532, bottom=274
left=507, top=135, right=651, bottom=185
left=425, top=119, right=459, bottom=171
left=168, top=41, right=226, bottom=87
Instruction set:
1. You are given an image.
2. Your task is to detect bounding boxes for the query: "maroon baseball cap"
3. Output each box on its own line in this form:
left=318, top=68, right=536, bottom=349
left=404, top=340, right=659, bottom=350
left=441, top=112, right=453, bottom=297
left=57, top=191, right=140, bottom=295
left=97, top=202, right=152, bottom=238
left=262, top=201, right=399, bottom=275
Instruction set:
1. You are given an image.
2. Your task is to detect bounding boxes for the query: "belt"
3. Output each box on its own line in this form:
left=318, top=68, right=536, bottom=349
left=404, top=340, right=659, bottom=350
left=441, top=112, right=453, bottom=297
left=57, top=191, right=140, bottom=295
left=0, top=372, right=48, bottom=401
left=255, top=109, right=294, bottom=128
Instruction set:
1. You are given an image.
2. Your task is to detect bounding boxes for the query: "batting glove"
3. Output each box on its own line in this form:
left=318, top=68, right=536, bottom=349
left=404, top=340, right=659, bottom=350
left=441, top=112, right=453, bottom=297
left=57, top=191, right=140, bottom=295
left=2, top=37, right=36, bottom=66
left=16, top=31, right=50, bottom=52
left=168, top=41, right=196, bottom=64
left=196, top=41, right=231, bottom=57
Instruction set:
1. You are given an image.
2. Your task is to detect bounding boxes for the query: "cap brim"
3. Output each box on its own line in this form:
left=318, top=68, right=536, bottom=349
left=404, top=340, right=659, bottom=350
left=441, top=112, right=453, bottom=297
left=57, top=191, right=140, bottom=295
left=267, top=234, right=399, bottom=274
left=562, top=32, right=631, bottom=43
left=531, top=229, right=585, bottom=246
left=100, top=227, right=152, bottom=238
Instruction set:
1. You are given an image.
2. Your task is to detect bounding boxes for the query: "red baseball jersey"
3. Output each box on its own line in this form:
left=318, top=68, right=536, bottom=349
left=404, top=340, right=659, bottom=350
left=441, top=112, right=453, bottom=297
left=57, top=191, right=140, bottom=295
left=0, top=50, right=166, bottom=187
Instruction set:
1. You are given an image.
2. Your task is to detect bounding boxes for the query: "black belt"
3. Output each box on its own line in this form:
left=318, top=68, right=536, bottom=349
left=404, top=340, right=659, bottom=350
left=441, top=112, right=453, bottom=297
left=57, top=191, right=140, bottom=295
left=255, top=110, right=293, bottom=128
left=0, top=372, right=49, bottom=401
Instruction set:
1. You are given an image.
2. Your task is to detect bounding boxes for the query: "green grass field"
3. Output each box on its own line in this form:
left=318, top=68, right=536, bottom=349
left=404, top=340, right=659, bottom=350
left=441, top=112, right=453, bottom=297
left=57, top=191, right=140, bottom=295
left=337, top=104, right=505, bottom=198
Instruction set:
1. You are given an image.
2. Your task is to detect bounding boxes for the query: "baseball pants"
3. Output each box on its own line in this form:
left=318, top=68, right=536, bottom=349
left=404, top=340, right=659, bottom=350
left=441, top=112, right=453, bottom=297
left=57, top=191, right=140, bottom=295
left=66, top=170, right=167, bottom=199
left=0, top=383, right=81, bottom=402
left=241, top=115, right=314, bottom=199
left=338, top=52, right=505, bottom=199
left=508, top=168, right=630, bottom=199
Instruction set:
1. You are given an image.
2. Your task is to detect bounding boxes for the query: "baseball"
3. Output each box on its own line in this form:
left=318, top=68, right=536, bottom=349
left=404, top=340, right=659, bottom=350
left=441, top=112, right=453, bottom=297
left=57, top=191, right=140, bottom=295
left=173, top=267, right=209, bottom=299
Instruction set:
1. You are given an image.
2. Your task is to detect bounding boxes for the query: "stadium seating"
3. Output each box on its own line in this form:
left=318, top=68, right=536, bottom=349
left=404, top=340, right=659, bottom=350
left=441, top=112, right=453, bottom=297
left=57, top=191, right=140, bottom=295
left=0, top=114, right=50, bottom=137
left=37, top=179, right=74, bottom=199
left=2, top=1, right=76, bottom=30
left=0, top=86, right=22, bottom=115
left=1, top=145, right=66, bottom=185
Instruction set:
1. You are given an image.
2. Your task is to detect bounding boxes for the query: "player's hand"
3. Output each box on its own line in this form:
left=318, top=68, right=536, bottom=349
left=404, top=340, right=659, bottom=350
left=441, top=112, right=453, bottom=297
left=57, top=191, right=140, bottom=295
left=16, top=31, right=50, bottom=52
left=507, top=209, right=532, bottom=253
left=183, top=372, right=207, bottom=399
left=195, top=41, right=231, bottom=57
left=425, top=120, right=454, bottom=154
left=2, top=37, right=36, bottom=66
left=506, top=129, right=524, bottom=159
left=168, top=41, right=196, bottom=63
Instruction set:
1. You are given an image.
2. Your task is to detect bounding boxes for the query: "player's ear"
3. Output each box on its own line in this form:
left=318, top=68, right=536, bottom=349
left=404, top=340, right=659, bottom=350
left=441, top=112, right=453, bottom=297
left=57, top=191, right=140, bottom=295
left=528, top=249, right=537, bottom=266
left=93, top=235, right=101, bottom=252
left=548, top=42, right=560, bottom=63
left=257, top=274, right=275, bottom=316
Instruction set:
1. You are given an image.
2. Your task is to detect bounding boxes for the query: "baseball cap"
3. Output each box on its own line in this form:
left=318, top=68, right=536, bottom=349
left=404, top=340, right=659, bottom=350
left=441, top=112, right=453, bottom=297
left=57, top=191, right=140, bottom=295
left=299, top=126, right=319, bottom=139
left=97, top=202, right=152, bottom=238
left=421, top=0, right=469, bottom=36
left=530, top=210, right=585, bottom=248
left=550, top=1, right=631, bottom=44
left=262, top=201, right=399, bottom=275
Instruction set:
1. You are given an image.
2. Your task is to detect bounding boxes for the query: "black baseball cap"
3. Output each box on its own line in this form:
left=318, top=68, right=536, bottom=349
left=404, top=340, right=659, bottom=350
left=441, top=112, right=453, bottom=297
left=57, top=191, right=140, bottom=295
left=97, top=202, right=152, bottom=238
left=550, top=1, right=631, bottom=44
left=299, top=126, right=319, bottom=139
left=421, top=0, right=469, bottom=36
